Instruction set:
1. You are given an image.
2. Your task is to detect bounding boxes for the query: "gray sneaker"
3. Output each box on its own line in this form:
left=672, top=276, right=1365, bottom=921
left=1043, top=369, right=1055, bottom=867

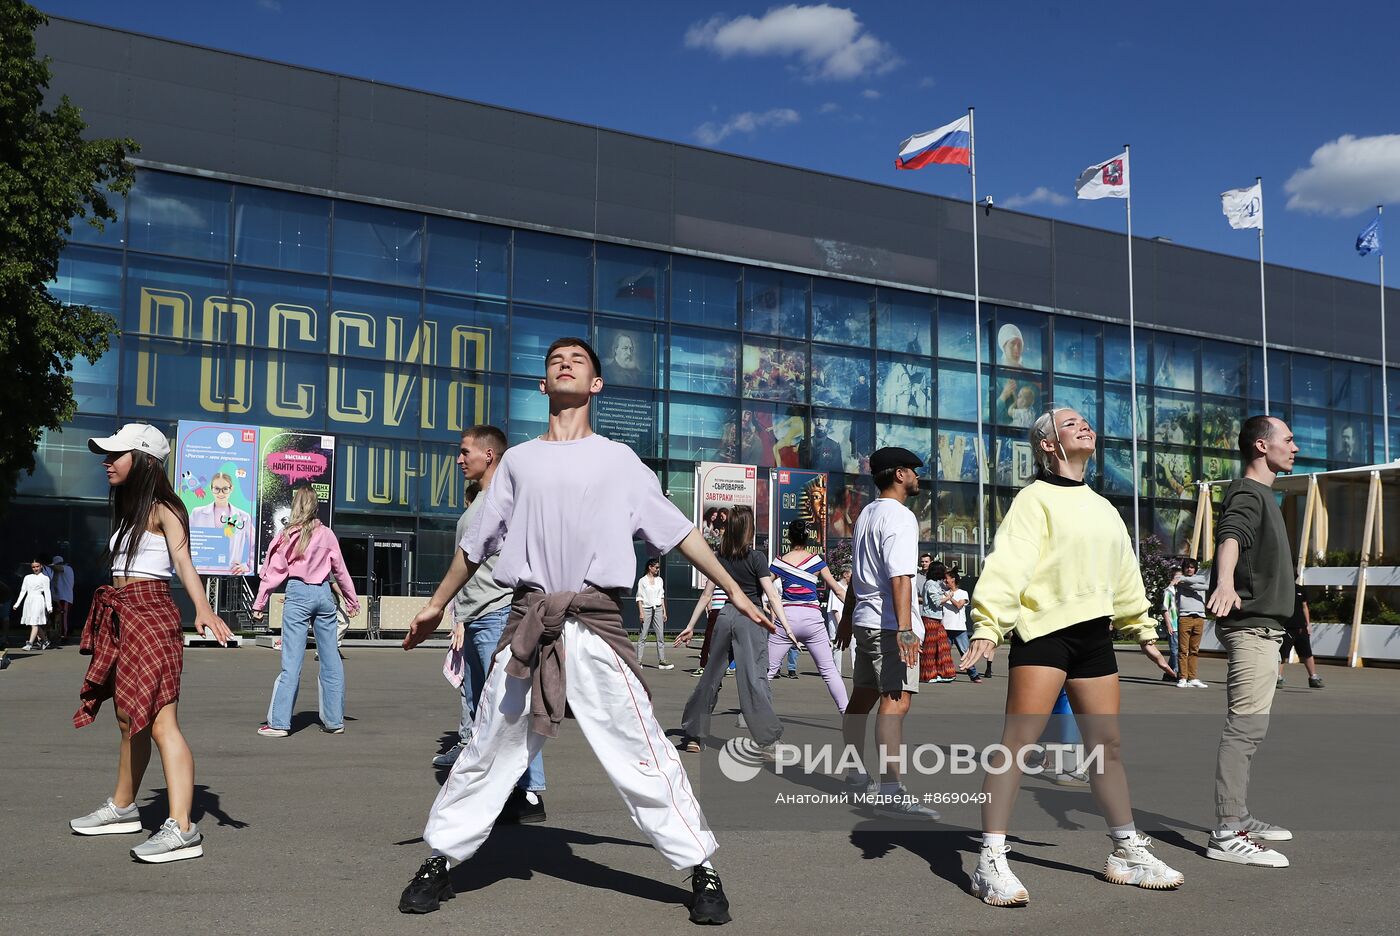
left=432, top=741, right=467, bottom=767
left=1239, top=815, right=1293, bottom=842
left=872, top=786, right=942, bottom=821
left=130, top=818, right=203, bottom=863
left=71, top=798, right=142, bottom=836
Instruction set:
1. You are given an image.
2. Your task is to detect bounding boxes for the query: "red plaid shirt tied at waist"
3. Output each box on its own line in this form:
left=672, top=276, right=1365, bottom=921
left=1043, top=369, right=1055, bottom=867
left=74, top=580, right=185, bottom=735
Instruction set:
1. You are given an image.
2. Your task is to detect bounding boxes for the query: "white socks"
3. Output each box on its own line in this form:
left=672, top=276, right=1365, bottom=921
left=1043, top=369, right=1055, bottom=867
left=982, top=833, right=1006, bottom=850
left=1109, top=823, right=1136, bottom=841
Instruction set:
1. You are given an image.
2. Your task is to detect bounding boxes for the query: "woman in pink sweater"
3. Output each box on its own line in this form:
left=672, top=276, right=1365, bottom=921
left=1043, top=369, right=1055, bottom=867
left=252, top=485, right=360, bottom=737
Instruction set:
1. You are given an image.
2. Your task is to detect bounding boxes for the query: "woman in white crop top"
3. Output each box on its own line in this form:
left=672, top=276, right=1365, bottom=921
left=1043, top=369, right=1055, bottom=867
left=69, top=423, right=232, bottom=866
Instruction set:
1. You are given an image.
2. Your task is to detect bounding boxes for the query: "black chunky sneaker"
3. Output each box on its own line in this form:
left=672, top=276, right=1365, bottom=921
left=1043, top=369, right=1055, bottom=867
left=398, top=856, right=454, bottom=914
left=499, top=787, right=546, bottom=825
left=687, top=864, right=731, bottom=925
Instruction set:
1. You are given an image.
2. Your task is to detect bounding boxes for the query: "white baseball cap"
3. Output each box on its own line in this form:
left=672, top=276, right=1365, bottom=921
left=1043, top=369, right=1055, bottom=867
left=88, top=423, right=171, bottom=461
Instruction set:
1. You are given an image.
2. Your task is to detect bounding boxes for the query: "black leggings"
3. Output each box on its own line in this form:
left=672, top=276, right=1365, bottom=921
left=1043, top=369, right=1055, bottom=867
left=1280, top=626, right=1313, bottom=662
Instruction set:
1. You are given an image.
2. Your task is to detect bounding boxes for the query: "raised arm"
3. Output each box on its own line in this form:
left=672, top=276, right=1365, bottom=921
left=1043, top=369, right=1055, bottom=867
left=674, top=578, right=715, bottom=646
left=818, top=566, right=846, bottom=602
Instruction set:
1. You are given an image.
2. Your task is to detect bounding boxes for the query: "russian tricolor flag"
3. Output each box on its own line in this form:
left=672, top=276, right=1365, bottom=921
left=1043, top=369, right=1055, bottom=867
left=895, top=115, right=971, bottom=170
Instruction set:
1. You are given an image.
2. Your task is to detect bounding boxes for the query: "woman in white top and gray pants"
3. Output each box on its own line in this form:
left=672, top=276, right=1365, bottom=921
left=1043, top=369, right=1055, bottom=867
left=635, top=557, right=671, bottom=668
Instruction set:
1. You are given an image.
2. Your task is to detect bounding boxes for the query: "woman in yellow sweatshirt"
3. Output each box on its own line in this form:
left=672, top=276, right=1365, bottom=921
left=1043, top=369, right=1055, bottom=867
left=959, top=406, right=1183, bottom=906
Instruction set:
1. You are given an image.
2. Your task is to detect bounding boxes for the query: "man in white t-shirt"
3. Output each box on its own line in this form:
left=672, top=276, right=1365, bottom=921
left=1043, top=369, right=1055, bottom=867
left=399, top=337, right=771, bottom=924
left=937, top=567, right=979, bottom=683
left=635, top=558, right=672, bottom=669
left=836, top=446, right=939, bottom=820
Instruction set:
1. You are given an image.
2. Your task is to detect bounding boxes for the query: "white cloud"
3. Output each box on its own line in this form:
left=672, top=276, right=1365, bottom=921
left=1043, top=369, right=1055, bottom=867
left=1284, top=133, right=1400, bottom=216
left=861, top=88, right=881, bottom=100
left=818, top=101, right=840, bottom=114
left=257, top=0, right=282, bottom=10
left=917, top=76, right=936, bottom=89
left=685, top=4, right=901, bottom=81
left=695, top=108, right=801, bottom=146
left=1002, top=186, right=1070, bottom=210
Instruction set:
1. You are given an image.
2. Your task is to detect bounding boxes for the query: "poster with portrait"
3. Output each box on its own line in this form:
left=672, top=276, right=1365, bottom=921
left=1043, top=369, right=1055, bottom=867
left=771, top=469, right=828, bottom=558
left=694, top=461, right=758, bottom=586
left=175, top=421, right=259, bottom=577
left=994, top=313, right=1044, bottom=370
left=257, top=428, right=336, bottom=572
left=596, top=322, right=655, bottom=388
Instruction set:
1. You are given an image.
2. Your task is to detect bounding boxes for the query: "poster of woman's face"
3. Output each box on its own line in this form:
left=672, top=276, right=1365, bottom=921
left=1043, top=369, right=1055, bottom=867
left=597, top=324, right=653, bottom=387
left=994, top=314, right=1043, bottom=370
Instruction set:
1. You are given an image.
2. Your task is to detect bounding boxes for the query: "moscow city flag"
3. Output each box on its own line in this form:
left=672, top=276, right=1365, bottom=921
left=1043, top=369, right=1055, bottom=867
left=895, top=115, right=971, bottom=169
left=1076, top=151, right=1130, bottom=199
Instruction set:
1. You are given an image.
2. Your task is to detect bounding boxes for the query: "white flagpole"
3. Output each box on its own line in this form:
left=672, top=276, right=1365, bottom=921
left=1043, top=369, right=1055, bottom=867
left=1257, top=176, right=1269, bottom=413
left=969, top=106, right=986, bottom=561
left=1382, top=204, right=1389, bottom=461
left=1125, top=144, right=1141, bottom=556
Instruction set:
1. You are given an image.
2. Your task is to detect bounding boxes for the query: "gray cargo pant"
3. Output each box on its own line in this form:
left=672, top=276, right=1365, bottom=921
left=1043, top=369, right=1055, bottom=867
left=681, top=604, right=783, bottom=746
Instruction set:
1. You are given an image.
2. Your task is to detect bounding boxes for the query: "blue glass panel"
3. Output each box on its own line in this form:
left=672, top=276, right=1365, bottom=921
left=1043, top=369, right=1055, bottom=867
left=326, top=355, right=421, bottom=440
left=876, top=353, right=933, bottom=416
left=812, top=346, right=872, bottom=409
left=938, top=365, right=984, bottom=424
left=16, top=415, right=121, bottom=501
left=1291, top=354, right=1329, bottom=409
left=1051, top=375, right=1100, bottom=431
left=938, top=297, right=977, bottom=362
left=1103, top=325, right=1148, bottom=384
left=743, top=268, right=807, bottom=337
left=508, top=377, right=549, bottom=445
left=241, top=348, right=326, bottom=431
left=672, top=256, right=738, bottom=328
left=424, top=293, right=507, bottom=374
left=1053, top=316, right=1099, bottom=377
left=669, top=327, right=737, bottom=396
left=120, top=338, right=228, bottom=422
left=742, top=338, right=806, bottom=403
left=127, top=171, right=230, bottom=261
left=875, top=416, right=932, bottom=472
left=812, top=279, right=874, bottom=346
left=595, top=387, right=662, bottom=458
left=1331, top=361, right=1371, bottom=412
left=233, top=186, right=329, bottom=273
left=513, top=230, right=591, bottom=309
left=1152, top=334, right=1199, bottom=391
left=596, top=243, right=666, bottom=319
left=1103, top=383, right=1147, bottom=440
left=332, top=201, right=423, bottom=287
left=234, top=267, right=328, bottom=355
left=420, top=368, right=507, bottom=443
left=330, top=280, right=422, bottom=362
left=425, top=216, right=508, bottom=299
left=53, top=247, right=122, bottom=415
left=1201, top=340, right=1246, bottom=397
left=511, top=306, right=590, bottom=376
left=335, top=437, right=422, bottom=514
left=877, top=289, right=932, bottom=355
left=669, top=394, right=739, bottom=462
left=123, top=255, right=228, bottom=341
left=67, top=181, right=125, bottom=248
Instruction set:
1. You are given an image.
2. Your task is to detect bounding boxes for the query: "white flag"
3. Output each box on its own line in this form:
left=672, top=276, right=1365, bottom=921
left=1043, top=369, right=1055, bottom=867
left=1221, top=182, right=1263, bottom=230
left=1075, top=151, right=1130, bottom=200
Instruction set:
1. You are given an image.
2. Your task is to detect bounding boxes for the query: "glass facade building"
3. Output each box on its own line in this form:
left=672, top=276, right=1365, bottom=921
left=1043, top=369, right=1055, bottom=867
left=27, top=165, right=1400, bottom=594
left=21, top=18, right=1400, bottom=610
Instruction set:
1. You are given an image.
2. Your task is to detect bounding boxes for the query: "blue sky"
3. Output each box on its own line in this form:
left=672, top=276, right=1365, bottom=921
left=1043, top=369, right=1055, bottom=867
left=38, top=0, right=1399, bottom=283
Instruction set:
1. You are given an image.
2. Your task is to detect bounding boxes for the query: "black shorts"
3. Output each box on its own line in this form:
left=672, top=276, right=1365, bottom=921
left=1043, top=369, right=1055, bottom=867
left=1008, top=617, right=1118, bottom=679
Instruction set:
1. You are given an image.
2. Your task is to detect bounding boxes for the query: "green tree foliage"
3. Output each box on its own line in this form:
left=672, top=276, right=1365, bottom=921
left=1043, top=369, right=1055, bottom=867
left=0, top=1, right=136, bottom=510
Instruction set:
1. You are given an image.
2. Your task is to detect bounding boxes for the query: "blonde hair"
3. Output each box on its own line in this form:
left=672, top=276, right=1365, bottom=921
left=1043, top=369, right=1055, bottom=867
left=284, top=486, right=322, bottom=559
left=1028, top=405, right=1069, bottom=475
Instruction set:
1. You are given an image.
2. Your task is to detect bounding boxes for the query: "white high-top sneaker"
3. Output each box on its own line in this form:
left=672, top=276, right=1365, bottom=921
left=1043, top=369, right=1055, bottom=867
left=971, top=844, right=1030, bottom=906
left=1103, top=833, right=1186, bottom=889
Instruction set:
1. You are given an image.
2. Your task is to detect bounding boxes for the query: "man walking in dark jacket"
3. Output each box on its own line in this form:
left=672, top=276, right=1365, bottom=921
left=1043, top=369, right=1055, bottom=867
left=1204, top=415, right=1297, bottom=868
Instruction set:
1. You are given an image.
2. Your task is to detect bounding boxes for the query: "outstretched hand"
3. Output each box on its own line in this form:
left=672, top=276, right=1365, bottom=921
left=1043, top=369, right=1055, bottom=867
left=403, top=603, right=446, bottom=650
left=1206, top=583, right=1242, bottom=619
left=197, top=611, right=233, bottom=647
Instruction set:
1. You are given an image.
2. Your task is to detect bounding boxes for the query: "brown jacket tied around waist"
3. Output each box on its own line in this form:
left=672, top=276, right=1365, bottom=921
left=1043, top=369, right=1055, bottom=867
left=501, top=586, right=645, bottom=738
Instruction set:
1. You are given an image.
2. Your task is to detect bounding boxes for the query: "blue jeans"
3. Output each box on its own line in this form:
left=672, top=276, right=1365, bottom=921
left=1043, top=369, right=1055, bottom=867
left=457, top=606, right=546, bottom=792
left=783, top=646, right=799, bottom=673
left=267, top=580, right=344, bottom=730
left=1166, top=627, right=1180, bottom=675
left=948, top=630, right=979, bottom=679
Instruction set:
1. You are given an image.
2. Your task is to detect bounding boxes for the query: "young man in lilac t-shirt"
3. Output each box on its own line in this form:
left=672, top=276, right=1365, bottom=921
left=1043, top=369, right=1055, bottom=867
left=397, top=337, right=771, bottom=926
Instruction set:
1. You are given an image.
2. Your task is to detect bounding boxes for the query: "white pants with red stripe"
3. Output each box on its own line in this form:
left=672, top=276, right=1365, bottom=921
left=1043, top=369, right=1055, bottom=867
left=424, top=618, right=718, bottom=870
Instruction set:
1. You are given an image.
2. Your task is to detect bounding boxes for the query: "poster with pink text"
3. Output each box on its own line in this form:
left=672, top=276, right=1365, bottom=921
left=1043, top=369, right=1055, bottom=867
left=257, top=428, right=336, bottom=572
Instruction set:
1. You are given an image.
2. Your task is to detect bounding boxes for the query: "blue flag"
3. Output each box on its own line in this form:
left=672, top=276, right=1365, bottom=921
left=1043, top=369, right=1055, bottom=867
left=1357, top=215, right=1383, bottom=256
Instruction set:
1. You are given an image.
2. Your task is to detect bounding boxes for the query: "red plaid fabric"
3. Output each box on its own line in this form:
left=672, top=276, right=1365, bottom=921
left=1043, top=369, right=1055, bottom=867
left=74, top=580, right=184, bottom=735
left=919, top=616, right=957, bottom=682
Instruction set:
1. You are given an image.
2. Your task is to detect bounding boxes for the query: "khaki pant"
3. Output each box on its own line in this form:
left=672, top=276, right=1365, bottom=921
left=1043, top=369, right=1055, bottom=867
left=1215, top=626, right=1283, bottom=821
left=1178, top=614, right=1206, bottom=680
